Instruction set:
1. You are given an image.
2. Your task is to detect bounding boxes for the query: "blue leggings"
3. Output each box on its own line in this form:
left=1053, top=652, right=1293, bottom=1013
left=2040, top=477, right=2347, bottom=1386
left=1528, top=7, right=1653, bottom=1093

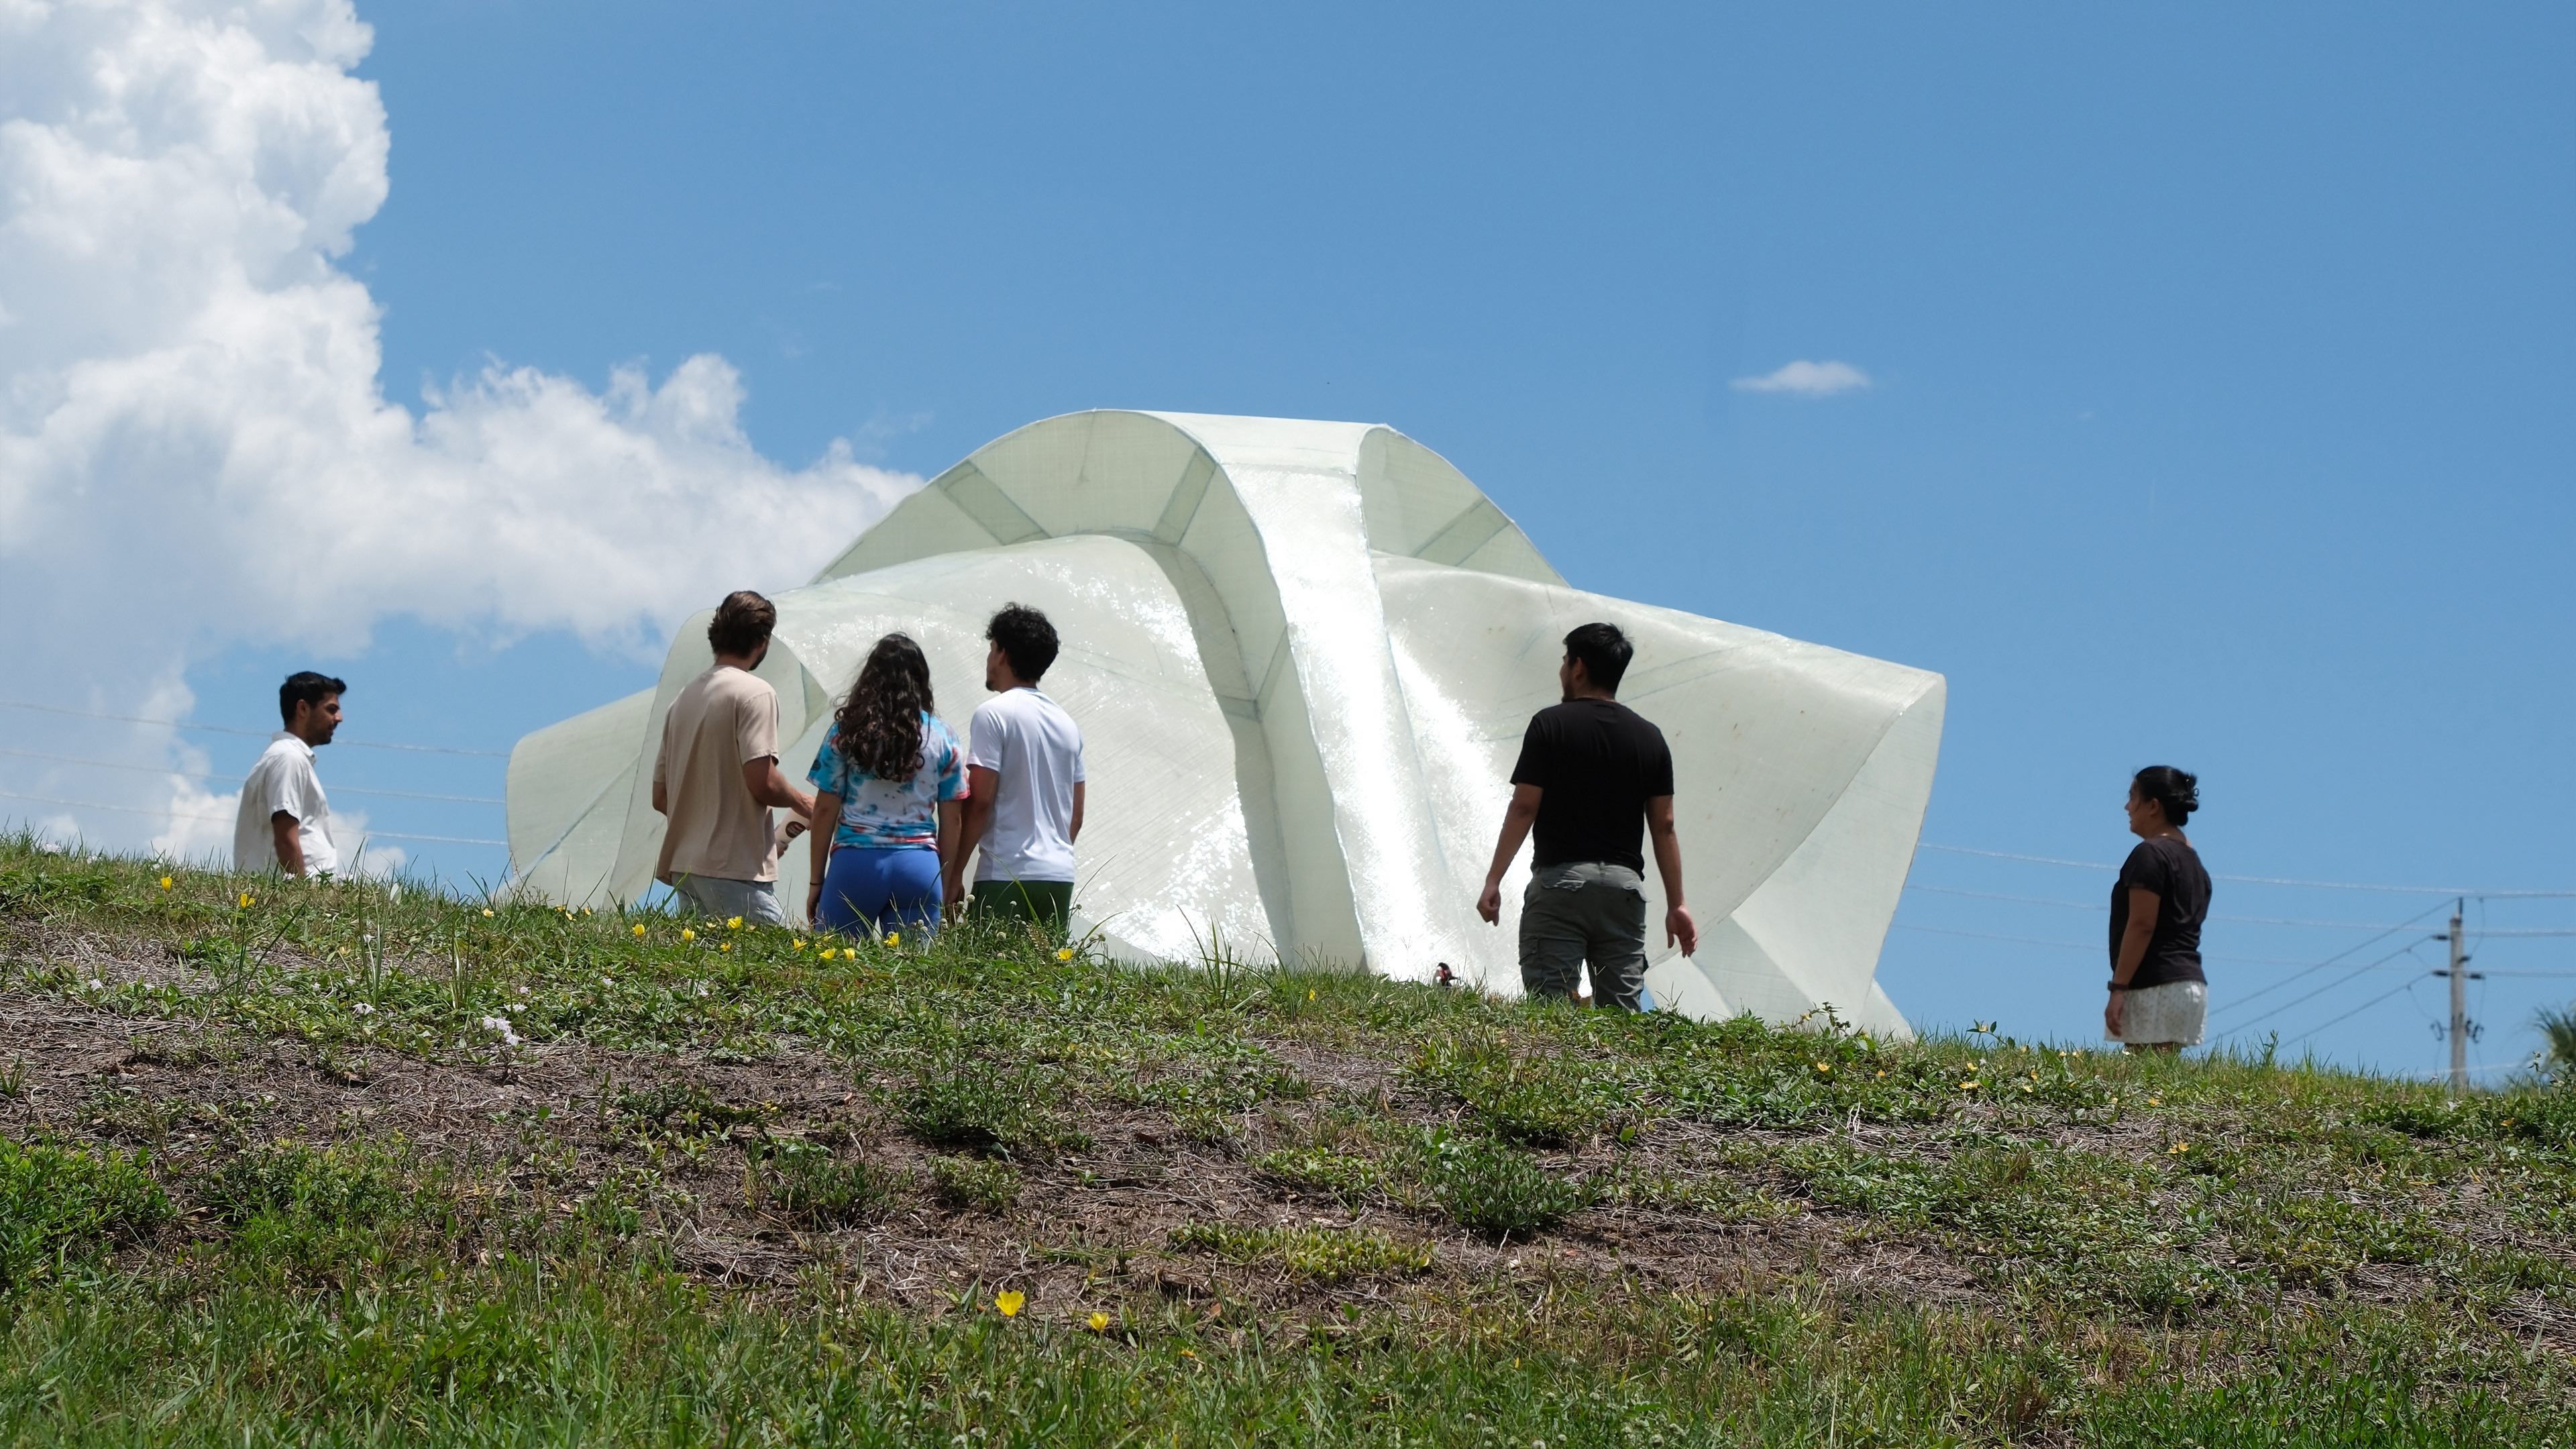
left=816, top=847, right=943, bottom=941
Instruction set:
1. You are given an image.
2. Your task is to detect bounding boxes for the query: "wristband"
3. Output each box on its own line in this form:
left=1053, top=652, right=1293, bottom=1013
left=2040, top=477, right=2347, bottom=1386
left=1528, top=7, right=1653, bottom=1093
left=2106, top=980, right=2130, bottom=991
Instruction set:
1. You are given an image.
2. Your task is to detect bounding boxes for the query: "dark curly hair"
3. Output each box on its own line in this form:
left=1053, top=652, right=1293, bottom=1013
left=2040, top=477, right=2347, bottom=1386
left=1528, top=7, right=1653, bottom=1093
left=2131, top=765, right=2200, bottom=825
left=833, top=634, right=934, bottom=783
left=986, top=603, right=1059, bottom=684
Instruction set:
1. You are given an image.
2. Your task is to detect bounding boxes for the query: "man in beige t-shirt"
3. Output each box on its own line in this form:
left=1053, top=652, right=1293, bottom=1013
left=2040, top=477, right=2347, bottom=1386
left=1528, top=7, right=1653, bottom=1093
left=651, top=590, right=816, bottom=924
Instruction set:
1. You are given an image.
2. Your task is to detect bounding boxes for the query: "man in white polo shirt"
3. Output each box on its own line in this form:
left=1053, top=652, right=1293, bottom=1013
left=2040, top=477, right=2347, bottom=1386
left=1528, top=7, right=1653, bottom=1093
left=233, top=671, right=345, bottom=878
left=953, top=604, right=1085, bottom=934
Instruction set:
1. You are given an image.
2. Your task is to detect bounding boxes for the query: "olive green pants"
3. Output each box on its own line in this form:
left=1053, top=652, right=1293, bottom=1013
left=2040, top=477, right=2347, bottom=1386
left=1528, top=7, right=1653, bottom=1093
left=965, top=878, right=1074, bottom=937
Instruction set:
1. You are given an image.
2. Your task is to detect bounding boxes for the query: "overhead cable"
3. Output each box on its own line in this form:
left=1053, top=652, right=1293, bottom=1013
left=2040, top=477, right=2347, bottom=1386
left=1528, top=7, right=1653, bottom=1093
left=0, top=745, right=503, bottom=805
left=0, top=790, right=504, bottom=848
left=1917, top=842, right=2576, bottom=898
left=0, top=700, right=511, bottom=758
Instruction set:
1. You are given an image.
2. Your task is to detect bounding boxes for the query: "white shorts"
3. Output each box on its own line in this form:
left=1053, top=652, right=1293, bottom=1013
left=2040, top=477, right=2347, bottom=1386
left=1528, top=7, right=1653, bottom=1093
left=2111, top=980, right=2206, bottom=1046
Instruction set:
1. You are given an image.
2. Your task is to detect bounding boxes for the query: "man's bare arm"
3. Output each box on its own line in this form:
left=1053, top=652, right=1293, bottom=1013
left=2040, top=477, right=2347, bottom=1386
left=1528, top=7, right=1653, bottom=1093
left=952, top=765, right=1000, bottom=903
left=1475, top=784, right=1544, bottom=924
left=739, top=756, right=814, bottom=817
left=270, top=810, right=305, bottom=879
left=651, top=780, right=667, bottom=815
left=1645, top=795, right=1697, bottom=956
left=1069, top=780, right=1085, bottom=844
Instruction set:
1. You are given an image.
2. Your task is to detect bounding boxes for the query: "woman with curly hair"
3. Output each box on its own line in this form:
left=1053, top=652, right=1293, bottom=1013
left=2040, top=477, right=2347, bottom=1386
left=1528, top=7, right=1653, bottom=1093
left=2107, top=765, right=2211, bottom=1052
left=804, top=633, right=968, bottom=941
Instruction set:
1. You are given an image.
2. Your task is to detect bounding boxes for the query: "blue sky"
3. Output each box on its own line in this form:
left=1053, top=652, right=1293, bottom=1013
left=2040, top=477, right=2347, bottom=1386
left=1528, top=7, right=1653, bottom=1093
left=125, top=4, right=2576, bottom=1075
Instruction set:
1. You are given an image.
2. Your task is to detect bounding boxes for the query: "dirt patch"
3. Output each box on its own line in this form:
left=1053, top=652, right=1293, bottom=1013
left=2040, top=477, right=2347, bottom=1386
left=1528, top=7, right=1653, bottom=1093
left=3, top=985, right=1989, bottom=1326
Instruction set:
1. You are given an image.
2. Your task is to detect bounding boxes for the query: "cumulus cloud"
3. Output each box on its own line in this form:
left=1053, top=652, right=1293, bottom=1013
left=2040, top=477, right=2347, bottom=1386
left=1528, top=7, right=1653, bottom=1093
left=0, top=1, right=918, bottom=857
left=1731, top=360, right=1872, bottom=398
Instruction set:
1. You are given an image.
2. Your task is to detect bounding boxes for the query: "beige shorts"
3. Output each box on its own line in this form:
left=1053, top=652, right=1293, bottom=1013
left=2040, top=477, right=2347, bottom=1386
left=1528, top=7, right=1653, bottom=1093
left=2112, top=980, right=2207, bottom=1046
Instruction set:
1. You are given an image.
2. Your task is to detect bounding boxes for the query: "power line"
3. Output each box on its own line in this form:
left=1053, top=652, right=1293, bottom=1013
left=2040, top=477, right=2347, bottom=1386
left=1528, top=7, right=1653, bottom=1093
left=0, top=790, right=504, bottom=847
left=2206, top=899, right=2451, bottom=1020
left=1887, top=921, right=2332, bottom=968
left=0, top=745, right=503, bottom=806
left=2279, top=974, right=2432, bottom=1049
left=2215, top=939, right=2434, bottom=1037
left=0, top=700, right=510, bottom=759
left=1902, top=883, right=2465, bottom=931
left=1918, top=841, right=2576, bottom=898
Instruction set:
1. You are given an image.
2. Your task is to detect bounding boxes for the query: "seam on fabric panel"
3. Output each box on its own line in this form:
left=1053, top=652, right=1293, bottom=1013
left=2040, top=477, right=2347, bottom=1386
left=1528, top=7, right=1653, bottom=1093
left=1152, top=450, right=1217, bottom=543
left=1413, top=498, right=1510, bottom=566
left=939, top=463, right=1048, bottom=543
left=1254, top=632, right=1294, bottom=711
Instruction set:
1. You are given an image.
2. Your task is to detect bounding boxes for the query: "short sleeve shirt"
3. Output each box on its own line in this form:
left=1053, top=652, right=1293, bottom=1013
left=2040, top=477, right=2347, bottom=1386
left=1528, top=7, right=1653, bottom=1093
left=806, top=713, right=967, bottom=851
left=1509, top=699, right=1675, bottom=872
left=2109, top=835, right=2212, bottom=989
left=964, top=688, right=1085, bottom=883
left=233, top=733, right=338, bottom=875
left=653, top=665, right=782, bottom=883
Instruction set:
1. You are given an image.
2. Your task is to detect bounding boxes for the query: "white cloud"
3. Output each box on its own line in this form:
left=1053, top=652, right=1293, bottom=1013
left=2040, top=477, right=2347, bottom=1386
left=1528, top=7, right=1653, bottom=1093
left=1731, top=360, right=1872, bottom=398
left=0, top=1, right=919, bottom=858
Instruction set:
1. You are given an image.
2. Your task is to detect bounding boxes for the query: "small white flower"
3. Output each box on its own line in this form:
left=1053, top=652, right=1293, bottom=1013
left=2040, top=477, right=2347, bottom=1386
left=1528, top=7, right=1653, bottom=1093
left=478, top=1015, right=523, bottom=1047
left=600, top=975, right=614, bottom=987
left=352, top=1002, right=375, bottom=1016
left=87, top=977, right=105, bottom=990
left=517, top=985, right=531, bottom=996
left=504, top=1002, right=522, bottom=1014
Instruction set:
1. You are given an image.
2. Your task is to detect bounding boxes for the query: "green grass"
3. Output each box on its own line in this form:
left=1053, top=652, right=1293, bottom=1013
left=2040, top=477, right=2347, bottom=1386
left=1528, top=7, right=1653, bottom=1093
left=1, top=835, right=2573, bottom=1444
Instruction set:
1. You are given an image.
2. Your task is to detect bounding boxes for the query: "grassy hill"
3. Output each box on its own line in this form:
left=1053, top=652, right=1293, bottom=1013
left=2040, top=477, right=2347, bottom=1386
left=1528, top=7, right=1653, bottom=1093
left=1, top=834, right=2570, bottom=1446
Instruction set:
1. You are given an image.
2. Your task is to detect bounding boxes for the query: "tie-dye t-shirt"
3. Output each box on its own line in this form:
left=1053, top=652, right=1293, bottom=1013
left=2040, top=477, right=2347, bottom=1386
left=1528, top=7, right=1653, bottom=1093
left=805, top=713, right=968, bottom=851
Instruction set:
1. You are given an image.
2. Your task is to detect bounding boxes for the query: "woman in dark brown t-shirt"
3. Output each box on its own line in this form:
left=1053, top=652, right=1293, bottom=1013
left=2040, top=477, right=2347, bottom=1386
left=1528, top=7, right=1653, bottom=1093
left=2107, top=765, right=2211, bottom=1051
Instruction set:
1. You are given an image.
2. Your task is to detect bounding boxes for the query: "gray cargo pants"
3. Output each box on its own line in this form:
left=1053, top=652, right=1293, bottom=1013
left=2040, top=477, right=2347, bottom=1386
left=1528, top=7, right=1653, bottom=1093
left=1518, top=861, right=1648, bottom=1011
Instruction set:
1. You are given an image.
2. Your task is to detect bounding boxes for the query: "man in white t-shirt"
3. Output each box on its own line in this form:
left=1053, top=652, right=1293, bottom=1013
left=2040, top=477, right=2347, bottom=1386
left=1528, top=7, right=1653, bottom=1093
left=953, top=604, right=1085, bottom=934
left=233, top=672, right=346, bottom=878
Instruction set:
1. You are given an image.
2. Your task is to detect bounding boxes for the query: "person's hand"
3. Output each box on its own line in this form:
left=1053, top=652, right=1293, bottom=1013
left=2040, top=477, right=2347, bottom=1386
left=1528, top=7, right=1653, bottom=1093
left=805, top=881, right=824, bottom=924
left=1665, top=903, right=1699, bottom=957
left=2104, top=991, right=2125, bottom=1039
left=1476, top=881, right=1502, bottom=924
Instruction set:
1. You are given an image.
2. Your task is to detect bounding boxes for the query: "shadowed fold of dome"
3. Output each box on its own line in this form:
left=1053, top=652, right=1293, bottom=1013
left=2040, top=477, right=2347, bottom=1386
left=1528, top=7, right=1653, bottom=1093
left=506, top=410, right=1943, bottom=1034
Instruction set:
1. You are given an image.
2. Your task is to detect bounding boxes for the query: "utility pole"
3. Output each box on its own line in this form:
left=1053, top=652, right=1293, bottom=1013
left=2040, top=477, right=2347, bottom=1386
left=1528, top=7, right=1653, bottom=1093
left=2448, top=901, right=2468, bottom=1093
left=2434, top=898, right=2481, bottom=1095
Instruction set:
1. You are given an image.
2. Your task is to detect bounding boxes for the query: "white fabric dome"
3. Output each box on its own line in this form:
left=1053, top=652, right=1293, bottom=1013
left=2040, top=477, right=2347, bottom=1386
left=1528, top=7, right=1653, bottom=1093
left=506, top=411, right=1944, bottom=1033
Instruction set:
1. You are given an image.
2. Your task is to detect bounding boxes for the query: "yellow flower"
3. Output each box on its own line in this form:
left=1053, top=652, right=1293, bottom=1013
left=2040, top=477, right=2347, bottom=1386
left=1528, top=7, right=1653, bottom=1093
left=2169, top=1140, right=2191, bottom=1155
left=995, top=1290, right=1024, bottom=1318
left=792, top=938, right=806, bottom=950
left=482, top=908, right=495, bottom=918
left=885, top=932, right=900, bottom=947
left=1087, top=1311, right=1111, bottom=1332
left=583, top=908, right=593, bottom=916
left=1960, top=1079, right=1980, bottom=1091
left=158, top=875, right=173, bottom=890
left=727, top=916, right=743, bottom=930
left=818, top=947, right=836, bottom=961
left=632, top=924, right=647, bottom=937
left=1307, top=989, right=1317, bottom=1002
left=1057, top=948, right=1075, bottom=961
left=720, top=943, right=733, bottom=953
left=2147, top=1096, right=2162, bottom=1106
left=1813, top=1061, right=1831, bottom=1073
left=1875, top=1070, right=1886, bottom=1079
left=237, top=892, right=254, bottom=908
left=680, top=928, right=696, bottom=942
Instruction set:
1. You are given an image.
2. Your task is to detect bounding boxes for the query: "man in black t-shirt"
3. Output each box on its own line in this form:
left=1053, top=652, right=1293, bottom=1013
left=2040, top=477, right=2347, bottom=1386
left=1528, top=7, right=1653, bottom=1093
left=1476, top=623, right=1699, bottom=1010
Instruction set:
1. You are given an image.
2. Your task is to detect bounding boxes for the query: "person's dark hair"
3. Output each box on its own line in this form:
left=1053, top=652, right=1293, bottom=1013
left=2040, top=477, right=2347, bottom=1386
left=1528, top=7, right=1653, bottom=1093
left=1562, top=622, right=1635, bottom=695
left=706, top=590, right=777, bottom=659
left=834, top=634, right=934, bottom=782
left=985, top=603, right=1059, bottom=684
left=278, top=671, right=347, bottom=725
left=2132, top=765, right=2200, bottom=825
